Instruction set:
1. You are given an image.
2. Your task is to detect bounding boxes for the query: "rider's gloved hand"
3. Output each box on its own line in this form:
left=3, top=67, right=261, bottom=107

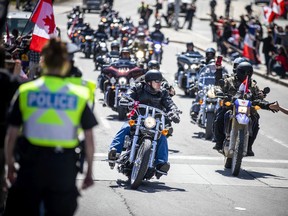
left=170, top=113, right=180, bottom=124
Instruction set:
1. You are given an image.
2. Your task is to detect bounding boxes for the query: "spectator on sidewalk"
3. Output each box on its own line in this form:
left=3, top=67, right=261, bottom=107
left=273, top=45, right=288, bottom=79
left=262, top=29, right=275, bottom=74
left=275, top=25, right=288, bottom=53
left=224, top=0, right=231, bottom=18
left=209, top=0, right=217, bottom=16
left=145, top=4, right=153, bottom=27
left=182, top=3, right=196, bottom=30
left=210, top=13, right=218, bottom=42
left=138, top=1, right=147, bottom=22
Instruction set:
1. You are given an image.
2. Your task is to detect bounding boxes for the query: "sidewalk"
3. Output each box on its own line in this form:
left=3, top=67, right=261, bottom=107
left=159, top=0, right=288, bottom=88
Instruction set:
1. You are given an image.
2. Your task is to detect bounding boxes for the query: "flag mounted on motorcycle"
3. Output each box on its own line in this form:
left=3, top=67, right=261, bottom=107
left=239, top=75, right=249, bottom=94
left=29, top=0, right=58, bottom=52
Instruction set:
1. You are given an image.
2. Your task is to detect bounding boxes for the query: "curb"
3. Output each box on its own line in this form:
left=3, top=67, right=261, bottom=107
left=169, top=39, right=288, bottom=88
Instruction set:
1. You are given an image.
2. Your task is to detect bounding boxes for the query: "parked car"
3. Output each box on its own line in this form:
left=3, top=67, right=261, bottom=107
left=82, top=0, right=103, bottom=13
left=6, top=11, right=34, bottom=35
left=254, top=0, right=270, bottom=5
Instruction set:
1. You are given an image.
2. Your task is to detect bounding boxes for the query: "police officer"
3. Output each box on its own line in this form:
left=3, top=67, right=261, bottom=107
left=108, top=70, right=180, bottom=178
left=4, top=38, right=98, bottom=215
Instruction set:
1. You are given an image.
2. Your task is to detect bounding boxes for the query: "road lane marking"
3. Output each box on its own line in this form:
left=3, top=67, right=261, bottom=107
left=93, top=153, right=288, bottom=164
left=259, top=130, right=288, bottom=149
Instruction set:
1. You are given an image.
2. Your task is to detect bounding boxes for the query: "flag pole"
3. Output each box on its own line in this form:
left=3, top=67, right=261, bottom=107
left=20, top=0, right=42, bottom=37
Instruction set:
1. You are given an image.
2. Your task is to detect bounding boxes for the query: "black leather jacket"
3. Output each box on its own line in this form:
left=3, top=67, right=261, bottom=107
left=127, top=82, right=177, bottom=113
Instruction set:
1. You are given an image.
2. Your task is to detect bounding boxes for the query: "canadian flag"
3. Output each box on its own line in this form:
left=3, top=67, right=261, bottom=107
left=239, top=76, right=249, bottom=94
left=272, top=0, right=285, bottom=16
left=263, top=6, right=277, bottom=23
left=29, top=0, right=58, bottom=52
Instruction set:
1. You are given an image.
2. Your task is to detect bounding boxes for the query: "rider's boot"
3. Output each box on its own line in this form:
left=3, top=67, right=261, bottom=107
left=155, top=162, right=170, bottom=179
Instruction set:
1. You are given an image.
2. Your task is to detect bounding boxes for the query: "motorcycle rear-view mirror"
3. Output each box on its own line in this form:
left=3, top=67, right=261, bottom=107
left=263, top=87, right=270, bottom=94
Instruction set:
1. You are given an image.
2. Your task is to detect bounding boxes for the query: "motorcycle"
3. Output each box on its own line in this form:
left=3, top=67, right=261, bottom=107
left=108, top=95, right=181, bottom=189
left=149, top=39, right=169, bottom=64
left=191, top=64, right=219, bottom=140
left=93, top=39, right=108, bottom=67
left=101, top=63, right=145, bottom=120
left=176, top=52, right=204, bottom=97
left=83, top=35, right=94, bottom=58
left=223, top=87, right=270, bottom=176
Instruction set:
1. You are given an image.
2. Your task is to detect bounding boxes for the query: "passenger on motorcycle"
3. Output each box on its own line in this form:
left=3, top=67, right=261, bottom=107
left=108, top=70, right=180, bottom=177
left=213, top=62, right=276, bottom=156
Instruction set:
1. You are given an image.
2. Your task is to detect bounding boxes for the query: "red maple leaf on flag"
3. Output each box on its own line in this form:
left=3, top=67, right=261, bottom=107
left=43, top=14, right=56, bottom=34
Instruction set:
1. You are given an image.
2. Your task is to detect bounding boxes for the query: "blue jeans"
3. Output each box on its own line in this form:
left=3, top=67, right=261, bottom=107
left=109, top=123, right=168, bottom=165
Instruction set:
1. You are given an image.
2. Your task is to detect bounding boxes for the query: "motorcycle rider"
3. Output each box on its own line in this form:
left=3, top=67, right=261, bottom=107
left=94, top=22, right=108, bottom=41
left=213, top=62, right=276, bottom=156
left=150, top=20, right=165, bottom=43
left=131, top=32, right=149, bottom=54
left=108, top=70, right=180, bottom=178
left=205, top=47, right=216, bottom=64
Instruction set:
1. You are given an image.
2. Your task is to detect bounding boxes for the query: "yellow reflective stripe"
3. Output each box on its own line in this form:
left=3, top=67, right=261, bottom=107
left=27, top=138, right=78, bottom=148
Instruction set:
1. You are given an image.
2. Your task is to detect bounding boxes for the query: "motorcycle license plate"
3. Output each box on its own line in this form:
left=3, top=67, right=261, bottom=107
left=238, top=106, right=247, bottom=114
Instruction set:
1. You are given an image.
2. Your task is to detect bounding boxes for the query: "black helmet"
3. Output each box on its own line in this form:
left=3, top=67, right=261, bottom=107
left=120, top=47, right=130, bottom=59
left=186, top=42, right=194, bottom=47
left=148, top=60, right=160, bottom=70
left=137, top=32, right=146, bottom=38
left=111, top=40, right=120, bottom=51
left=233, top=57, right=247, bottom=73
left=138, top=18, right=145, bottom=25
left=236, top=62, right=253, bottom=82
left=205, top=47, right=216, bottom=59
left=98, top=22, right=105, bottom=30
left=154, top=20, right=161, bottom=29
left=145, top=69, right=163, bottom=82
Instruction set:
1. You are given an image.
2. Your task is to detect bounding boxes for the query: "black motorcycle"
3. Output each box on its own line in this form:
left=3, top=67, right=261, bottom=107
left=176, top=52, right=204, bottom=97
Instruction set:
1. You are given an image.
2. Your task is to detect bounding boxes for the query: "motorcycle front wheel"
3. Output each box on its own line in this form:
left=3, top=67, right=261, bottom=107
left=130, top=139, right=152, bottom=189
left=205, top=112, right=215, bottom=140
left=231, top=128, right=245, bottom=176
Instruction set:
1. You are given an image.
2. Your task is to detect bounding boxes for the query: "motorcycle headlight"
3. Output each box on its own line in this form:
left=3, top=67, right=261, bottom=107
left=85, top=35, right=93, bottom=40
left=110, top=77, right=116, bottom=84
left=136, top=50, right=144, bottom=59
left=129, top=78, right=136, bottom=86
left=191, top=64, right=198, bottom=70
left=118, top=77, right=127, bottom=85
left=154, top=44, right=161, bottom=52
left=100, top=43, right=106, bottom=48
left=144, top=116, right=156, bottom=129
left=207, top=89, right=216, bottom=98
left=184, top=64, right=189, bottom=70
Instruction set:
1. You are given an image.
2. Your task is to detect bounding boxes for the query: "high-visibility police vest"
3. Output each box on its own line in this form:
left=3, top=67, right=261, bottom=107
left=19, top=76, right=90, bottom=148
left=66, top=77, right=96, bottom=106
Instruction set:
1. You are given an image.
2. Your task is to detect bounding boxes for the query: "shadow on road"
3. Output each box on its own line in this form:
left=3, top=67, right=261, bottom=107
left=110, top=179, right=186, bottom=193
left=215, top=169, right=286, bottom=181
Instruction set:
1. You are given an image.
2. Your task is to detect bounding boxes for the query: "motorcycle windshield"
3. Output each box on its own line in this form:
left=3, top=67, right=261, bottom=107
left=198, top=76, right=215, bottom=89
